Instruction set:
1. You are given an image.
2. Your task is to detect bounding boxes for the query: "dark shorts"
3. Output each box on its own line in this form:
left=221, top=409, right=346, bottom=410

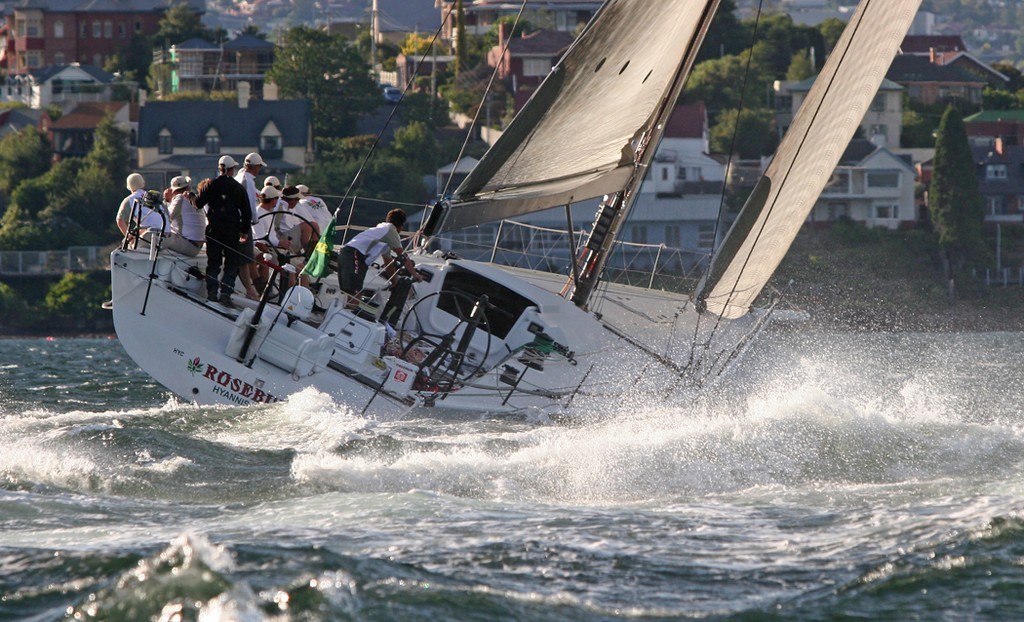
left=338, top=246, right=367, bottom=295
left=240, top=236, right=256, bottom=263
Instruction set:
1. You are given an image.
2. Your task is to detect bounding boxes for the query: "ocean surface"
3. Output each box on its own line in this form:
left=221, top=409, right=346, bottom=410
left=1, top=332, right=1023, bottom=621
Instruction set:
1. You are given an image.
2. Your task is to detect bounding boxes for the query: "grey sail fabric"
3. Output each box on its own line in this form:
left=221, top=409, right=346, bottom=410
left=695, top=0, right=922, bottom=319
left=438, top=0, right=717, bottom=233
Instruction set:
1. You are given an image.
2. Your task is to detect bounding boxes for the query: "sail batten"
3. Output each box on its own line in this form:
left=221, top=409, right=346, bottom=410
left=695, top=0, right=922, bottom=319
left=437, top=0, right=718, bottom=233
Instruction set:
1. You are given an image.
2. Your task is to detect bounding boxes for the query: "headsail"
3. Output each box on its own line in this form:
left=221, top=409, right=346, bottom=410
left=435, top=0, right=719, bottom=233
left=695, top=0, right=922, bottom=319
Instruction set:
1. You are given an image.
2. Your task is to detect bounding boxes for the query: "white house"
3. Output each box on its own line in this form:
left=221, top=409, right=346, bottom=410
left=0, top=63, right=120, bottom=110
left=776, top=77, right=905, bottom=150
left=808, top=140, right=918, bottom=229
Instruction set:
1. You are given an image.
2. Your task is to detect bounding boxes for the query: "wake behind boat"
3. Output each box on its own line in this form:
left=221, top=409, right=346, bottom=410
left=110, top=0, right=921, bottom=416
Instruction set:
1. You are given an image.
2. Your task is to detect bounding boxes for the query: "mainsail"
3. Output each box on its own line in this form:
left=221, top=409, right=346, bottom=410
left=435, top=0, right=719, bottom=233
left=695, top=0, right=922, bottom=319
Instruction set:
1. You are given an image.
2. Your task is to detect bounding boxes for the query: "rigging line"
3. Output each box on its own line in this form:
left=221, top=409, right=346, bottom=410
left=690, top=0, right=768, bottom=366
left=707, top=0, right=873, bottom=332
left=441, top=0, right=529, bottom=198
left=334, top=6, right=455, bottom=219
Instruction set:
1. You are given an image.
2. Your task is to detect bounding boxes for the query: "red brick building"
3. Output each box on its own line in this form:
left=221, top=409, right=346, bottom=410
left=1, top=0, right=203, bottom=75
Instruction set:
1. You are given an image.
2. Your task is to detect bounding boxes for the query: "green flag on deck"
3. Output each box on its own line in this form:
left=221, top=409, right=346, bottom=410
left=302, top=217, right=335, bottom=279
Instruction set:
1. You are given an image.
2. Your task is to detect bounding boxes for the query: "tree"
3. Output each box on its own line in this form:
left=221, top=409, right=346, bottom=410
left=786, top=49, right=814, bottom=81
left=87, top=115, right=129, bottom=181
left=900, top=108, right=936, bottom=148
left=709, top=107, right=776, bottom=158
left=697, top=0, right=748, bottom=62
left=928, top=106, right=986, bottom=278
left=455, top=0, right=466, bottom=77
left=0, top=127, right=52, bottom=197
left=267, top=27, right=378, bottom=138
left=43, top=272, right=110, bottom=326
left=818, top=18, right=847, bottom=54
left=152, top=4, right=213, bottom=48
left=683, top=54, right=771, bottom=120
left=392, top=121, right=439, bottom=175
left=105, top=34, right=153, bottom=84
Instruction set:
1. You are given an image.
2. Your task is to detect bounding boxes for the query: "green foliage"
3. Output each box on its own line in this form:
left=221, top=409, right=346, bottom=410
left=982, top=86, right=1024, bottom=110
left=0, top=282, right=27, bottom=327
left=43, top=272, right=110, bottom=324
left=697, top=0, right=747, bottom=62
left=0, top=127, right=52, bottom=197
left=928, top=106, right=986, bottom=274
left=786, top=49, right=814, bottom=81
left=709, top=107, right=776, bottom=158
left=153, top=4, right=214, bottom=47
left=268, top=27, right=378, bottom=138
left=392, top=121, right=439, bottom=175
left=818, top=18, right=846, bottom=53
left=683, top=54, right=771, bottom=120
left=297, top=156, right=426, bottom=226
left=87, top=116, right=130, bottom=181
left=901, top=108, right=936, bottom=148
left=455, top=0, right=466, bottom=77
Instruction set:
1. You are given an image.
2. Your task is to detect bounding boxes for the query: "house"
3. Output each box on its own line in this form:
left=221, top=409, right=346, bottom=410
left=965, top=110, right=1024, bottom=148
left=807, top=139, right=918, bottom=230
left=886, top=54, right=986, bottom=106
left=488, top=25, right=573, bottom=98
left=135, top=85, right=313, bottom=188
left=647, top=102, right=724, bottom=196
left=776, top=77, right=905, bottom=150
left=1, top=0, right=204, bottom=74
left=375, top=0, right=441, bottom=45
left=50, top=100, right=136, bottom=161
left=0, top=107, right=49, bottom=139
left=436, top=0, right=600, bottom=40
left=395, top=53, right=455, bottom=93
left=900, top=34, right=967, bottom=56
left=0, top=63, right=122, bottom=110
left=154, top=34, right=276, bottom=95
left=973, top=138, right=1024, bottom=225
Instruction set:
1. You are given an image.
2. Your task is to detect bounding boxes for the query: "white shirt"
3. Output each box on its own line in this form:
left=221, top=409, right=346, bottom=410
left=348, top=222, right=401, bottom=263
left=299, top=196, right=332, bottom=232
left=234, top=169, right=259, bottom=224
left=168, top=193, right=206, bottom=241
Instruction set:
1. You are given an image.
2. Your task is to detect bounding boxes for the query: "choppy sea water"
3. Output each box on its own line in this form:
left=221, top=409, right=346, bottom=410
left=1, top=333, right=1023, bottom=621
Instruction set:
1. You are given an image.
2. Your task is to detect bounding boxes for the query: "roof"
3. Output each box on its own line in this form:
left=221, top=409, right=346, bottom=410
left=137, top=99, right=310, bottom=148
left=29, top=63, right=114, bottom=84
left=438, top=156, right=479, bottom=174
left=7, top=0, right=203, bottom=13
left=50, top=101, right=127, bottom=129
left=965, top=110, right=1024, bottom=123
left=223, top=34, right=275, bottom=51
left=507, top=30, right=574, bottom=56
left=664, top=103, right=706, bottom=140
left=838, top=139, right=879, bottom=165
left=0, top=107, right=44, bottom=138
left=146, top=154, right=302, bottom=173
left=377, top=0, right=441, bottom=33
left=887, top=54, right=984, bottom=84
left=788, top=76, right=904, bottom=93
left=172, top=38, right=218, bottom=51
left=973, top=144, right=1024, bottom=195
left=900, top=35, right=967, bottom=55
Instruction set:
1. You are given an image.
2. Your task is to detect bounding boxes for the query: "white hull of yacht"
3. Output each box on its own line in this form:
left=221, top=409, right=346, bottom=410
left=110, top=247, right=765, bottom=416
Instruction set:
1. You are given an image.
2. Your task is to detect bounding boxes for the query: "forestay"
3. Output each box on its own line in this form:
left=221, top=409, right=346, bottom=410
left=695, top=0, right=922, bottom=319
left=437, top=0, right=719, bottom=232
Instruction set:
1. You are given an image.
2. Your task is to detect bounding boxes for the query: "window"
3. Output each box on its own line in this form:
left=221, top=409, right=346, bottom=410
left=823, top=170, right=850, bottom=194
left=988, top=196, right=1006, bottom=215
left=92, top=22, right=101, bottom=38
left=104, top=21, right=112, bottom=38
left=80, top=23, right=87, bottom=37
left=698, top=224, right=715, bottom=250
left=26, top=20, right=40, bottom=37
left=134, top=21, right=143, bottom=33
left=875, top=204, right=898, bottom=219
left=867, top=171, right=899, bottom=188
left=828, top=202, right=849, bottom=221
left=260, top=134, right=282, bottom=159
left=119, top=23, right=126, bottom=38
left=158, top=130, right=173, bottom=154
left=523, top=58, right=552, bottom=77
left=54, top=52, right=65, bottom=64
left=660, top=168, right=669, bottom=181
left=632, top=225, right=648, bottom=244
left=54, top=21, right=64, bottom=38
left=987, top=164, right=1007, bottom=179
left=93, top=54, right=103, bottom=67
left=26, top=51, right=42, bottom=68
left=665, top=225, right=681, bottom=249
left=205, top=129, right=221, bottom=154
left=677, top=167, right=687, bottom=180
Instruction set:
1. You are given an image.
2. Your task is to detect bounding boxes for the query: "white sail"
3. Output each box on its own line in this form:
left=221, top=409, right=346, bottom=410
left=695, top=0, right=921, bottom=319
left=437, top=0, right=719, bottom=232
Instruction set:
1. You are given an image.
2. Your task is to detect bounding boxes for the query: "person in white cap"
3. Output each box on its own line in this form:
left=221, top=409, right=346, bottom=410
left=195, top=155, right=251, bottom=307
left=162, top=176, right=206, bottom=257
left=295, top=183, right=332, bottom=233
left=234, top=152, right=265, bottom=299
left=115, top=172, right=148, bottom=240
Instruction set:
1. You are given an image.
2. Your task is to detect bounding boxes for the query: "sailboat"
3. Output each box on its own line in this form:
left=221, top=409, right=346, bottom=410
left=109, top=0, right=921, bottom=416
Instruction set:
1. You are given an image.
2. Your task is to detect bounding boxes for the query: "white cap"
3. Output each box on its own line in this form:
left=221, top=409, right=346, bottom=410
left=244, top=152, right=264, bottom=166
left=296, top=184, right=310, bottom=196
left=260, top=186, right=282, bottom=200
left=170, top=175, right=191, bottom=190
left=126, top=172, right=145, bottom=191
left=218, top=155, right=238, bottom=168
left=263, top=175, right=281, bottom=188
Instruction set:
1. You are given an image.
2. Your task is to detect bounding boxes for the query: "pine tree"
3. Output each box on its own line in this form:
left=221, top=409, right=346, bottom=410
left=928, top=106, right=985, bottom=278
left=455, top=0, right=466, bottom=78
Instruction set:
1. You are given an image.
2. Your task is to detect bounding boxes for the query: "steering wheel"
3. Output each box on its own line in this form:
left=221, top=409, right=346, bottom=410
left=254, top=209, right=321, bottom=266
left=398, top=290, right=493, bottom=392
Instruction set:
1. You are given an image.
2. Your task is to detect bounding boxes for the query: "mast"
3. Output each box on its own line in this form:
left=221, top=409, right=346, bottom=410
left=568, top=1, right=721, bottom=310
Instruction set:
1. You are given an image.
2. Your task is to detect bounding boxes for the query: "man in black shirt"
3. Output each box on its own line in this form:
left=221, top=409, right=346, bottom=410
left=195, top=155, right=251, bottom=307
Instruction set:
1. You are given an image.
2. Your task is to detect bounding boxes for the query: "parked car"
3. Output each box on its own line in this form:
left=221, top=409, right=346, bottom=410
left=382, top=86, right=402, bottom=103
